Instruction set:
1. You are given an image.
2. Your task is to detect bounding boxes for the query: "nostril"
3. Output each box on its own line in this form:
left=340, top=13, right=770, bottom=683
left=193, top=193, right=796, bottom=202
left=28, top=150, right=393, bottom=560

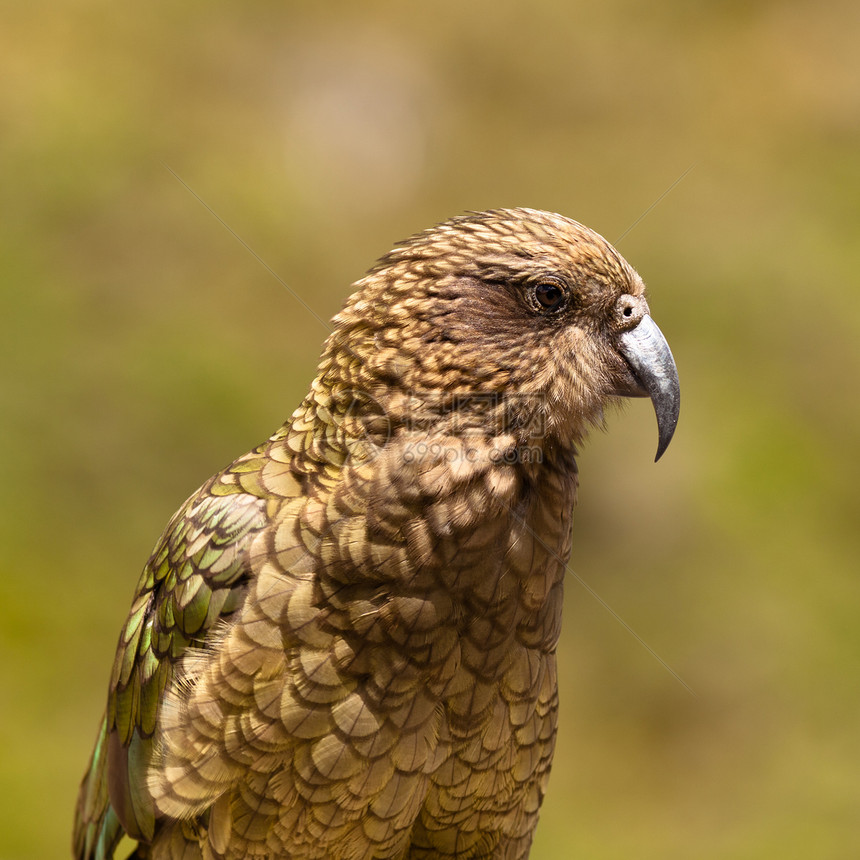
left=618, top=294, right=643, bottom=323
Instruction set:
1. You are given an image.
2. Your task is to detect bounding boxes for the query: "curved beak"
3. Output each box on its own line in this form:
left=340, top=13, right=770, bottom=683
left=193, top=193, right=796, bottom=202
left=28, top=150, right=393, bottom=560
left=617, top=315, right=680, bottom=461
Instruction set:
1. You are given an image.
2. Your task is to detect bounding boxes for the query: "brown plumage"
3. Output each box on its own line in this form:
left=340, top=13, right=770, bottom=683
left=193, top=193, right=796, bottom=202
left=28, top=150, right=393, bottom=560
left=74, top=209, right=679, bottom=859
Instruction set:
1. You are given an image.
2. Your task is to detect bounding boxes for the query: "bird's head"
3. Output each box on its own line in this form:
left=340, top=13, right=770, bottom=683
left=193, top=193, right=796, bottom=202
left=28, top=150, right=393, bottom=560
left=319, top=208, right=679, bottom=463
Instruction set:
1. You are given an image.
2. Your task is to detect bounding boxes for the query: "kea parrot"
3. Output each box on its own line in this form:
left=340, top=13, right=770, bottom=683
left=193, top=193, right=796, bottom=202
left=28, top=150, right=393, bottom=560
left=74, top=208, right=680, bottom=860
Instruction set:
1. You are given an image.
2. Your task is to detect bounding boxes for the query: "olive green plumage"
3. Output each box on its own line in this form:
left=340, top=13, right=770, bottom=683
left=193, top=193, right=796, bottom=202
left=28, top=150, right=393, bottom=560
left=74, top=209, right=679, bottom=860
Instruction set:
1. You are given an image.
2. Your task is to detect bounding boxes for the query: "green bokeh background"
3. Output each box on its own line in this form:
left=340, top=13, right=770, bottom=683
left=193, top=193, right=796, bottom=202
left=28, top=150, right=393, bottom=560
left=2, top=1, right=859, bottom=857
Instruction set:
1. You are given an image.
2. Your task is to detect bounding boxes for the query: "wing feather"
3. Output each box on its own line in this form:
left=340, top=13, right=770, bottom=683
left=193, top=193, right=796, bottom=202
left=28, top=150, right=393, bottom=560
left=73, top=449, right=283, bottom=858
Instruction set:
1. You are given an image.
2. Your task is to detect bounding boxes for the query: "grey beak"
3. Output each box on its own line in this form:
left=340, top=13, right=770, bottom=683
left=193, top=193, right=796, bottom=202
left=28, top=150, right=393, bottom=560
left=617, top=315, right=680, bottom=461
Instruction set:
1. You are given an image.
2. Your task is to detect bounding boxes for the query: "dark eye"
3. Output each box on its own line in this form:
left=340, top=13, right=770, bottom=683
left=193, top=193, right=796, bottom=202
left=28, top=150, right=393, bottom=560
left=533, top=282, right=566, bottom=312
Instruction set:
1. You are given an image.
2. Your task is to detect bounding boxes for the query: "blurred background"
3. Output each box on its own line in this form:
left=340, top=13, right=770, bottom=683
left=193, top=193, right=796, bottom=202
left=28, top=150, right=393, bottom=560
left=2, top=1, right=859, bottom=857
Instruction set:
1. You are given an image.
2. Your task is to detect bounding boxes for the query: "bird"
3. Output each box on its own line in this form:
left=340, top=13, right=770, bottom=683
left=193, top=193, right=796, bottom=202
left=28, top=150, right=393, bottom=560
left=73, top=208, right=679, bottom=860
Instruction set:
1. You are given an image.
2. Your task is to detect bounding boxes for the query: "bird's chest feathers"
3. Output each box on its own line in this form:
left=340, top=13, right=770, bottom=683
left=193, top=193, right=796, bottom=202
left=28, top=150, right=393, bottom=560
left=308, top=436, right=578, bottom=678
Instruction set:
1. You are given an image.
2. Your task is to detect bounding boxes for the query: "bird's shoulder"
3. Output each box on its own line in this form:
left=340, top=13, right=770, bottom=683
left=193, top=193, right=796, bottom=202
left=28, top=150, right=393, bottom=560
left=107, top=434, right=304, bottom=745
left=76, top=433, right=305, bottom=850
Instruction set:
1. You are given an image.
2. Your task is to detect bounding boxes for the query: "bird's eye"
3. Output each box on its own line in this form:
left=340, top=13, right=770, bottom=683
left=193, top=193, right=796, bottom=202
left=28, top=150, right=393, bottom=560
left=533, top=282, right=566, bottom=312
